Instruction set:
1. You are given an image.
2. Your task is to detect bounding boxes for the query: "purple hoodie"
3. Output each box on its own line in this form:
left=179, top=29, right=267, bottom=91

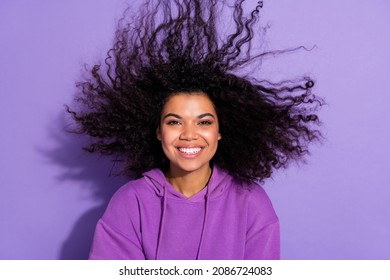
left=89, top=165, right=280, bottom=259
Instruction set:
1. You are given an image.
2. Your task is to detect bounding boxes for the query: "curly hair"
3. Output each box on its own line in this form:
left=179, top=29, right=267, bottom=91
left=67, top=0, right=323, bottom=183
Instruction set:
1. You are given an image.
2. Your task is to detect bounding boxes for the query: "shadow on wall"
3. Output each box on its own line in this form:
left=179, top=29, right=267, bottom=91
left=40, top=112, right=128, bottom=259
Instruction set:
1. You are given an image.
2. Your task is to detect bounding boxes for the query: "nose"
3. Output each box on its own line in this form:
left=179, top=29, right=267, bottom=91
left=179, top=124, right=198, bottom=140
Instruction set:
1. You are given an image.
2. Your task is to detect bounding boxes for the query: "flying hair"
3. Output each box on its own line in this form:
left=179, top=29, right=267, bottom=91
left=67, top=0, right=324, bottom=183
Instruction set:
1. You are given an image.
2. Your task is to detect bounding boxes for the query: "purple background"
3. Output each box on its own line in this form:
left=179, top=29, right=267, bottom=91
left=1, top=0, right=389, bottom=259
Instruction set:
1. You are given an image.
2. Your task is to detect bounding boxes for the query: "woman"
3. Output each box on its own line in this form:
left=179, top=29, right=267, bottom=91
left=68, top=0, right=322, bottom=259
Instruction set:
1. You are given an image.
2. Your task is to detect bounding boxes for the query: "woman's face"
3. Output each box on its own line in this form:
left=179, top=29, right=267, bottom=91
left=157, top=93, right=221, bottom=176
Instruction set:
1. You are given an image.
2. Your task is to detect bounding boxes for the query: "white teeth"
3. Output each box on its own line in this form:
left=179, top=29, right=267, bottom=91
left=179, top=147, right=202, bottom=154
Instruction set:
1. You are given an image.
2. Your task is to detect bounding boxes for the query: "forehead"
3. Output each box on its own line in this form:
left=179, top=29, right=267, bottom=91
left=162, top=93, right=217, bottom=113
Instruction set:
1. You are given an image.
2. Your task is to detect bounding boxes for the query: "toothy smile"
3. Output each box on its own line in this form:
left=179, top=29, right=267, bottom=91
left=178, top=147, right=202, bottom=155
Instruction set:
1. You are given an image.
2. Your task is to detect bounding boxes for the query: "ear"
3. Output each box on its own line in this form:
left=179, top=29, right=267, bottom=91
left=218, top=132, right=221, bottom=140
left=156, top=126, right=162, bottom=141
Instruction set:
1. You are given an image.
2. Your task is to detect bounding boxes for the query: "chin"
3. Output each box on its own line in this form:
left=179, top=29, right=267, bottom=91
left=170, top=162, right=210, bottom=174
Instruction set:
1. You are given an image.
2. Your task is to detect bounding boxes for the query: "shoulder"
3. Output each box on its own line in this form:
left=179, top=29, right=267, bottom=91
left=248, top=183, right=278, bottom=224
left=227, top=179, right=278, bottom=223
left=112, top=167, right=166, bottom=198
left=103, top=173, right=160, bottom=216
left=110, top=177, right=148, bottom=202
left=246, top=182, right=274, bottom=209
left=212, top=166, right=274, bottom=206
left=227, top=178, right=271, bottom=202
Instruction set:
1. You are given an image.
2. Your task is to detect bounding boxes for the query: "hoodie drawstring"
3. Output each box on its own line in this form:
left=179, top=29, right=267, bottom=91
left=155, top=185, right=167, bottom=260
left=196, top=184, right=210, bottom=259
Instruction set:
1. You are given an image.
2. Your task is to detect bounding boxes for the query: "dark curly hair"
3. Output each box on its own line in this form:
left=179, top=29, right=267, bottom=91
left=67, top=0, right=323, bottom=183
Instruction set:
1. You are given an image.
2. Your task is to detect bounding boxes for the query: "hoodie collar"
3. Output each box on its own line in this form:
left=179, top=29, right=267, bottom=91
left=143, top=165, right=230, bottom=201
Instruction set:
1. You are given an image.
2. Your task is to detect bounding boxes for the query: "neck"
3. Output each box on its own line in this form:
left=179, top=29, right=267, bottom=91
left=166, top=165, right=212, bottom=198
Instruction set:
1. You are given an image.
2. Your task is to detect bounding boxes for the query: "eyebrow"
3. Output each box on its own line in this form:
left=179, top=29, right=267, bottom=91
left=162, top=113, right=216, bottom=120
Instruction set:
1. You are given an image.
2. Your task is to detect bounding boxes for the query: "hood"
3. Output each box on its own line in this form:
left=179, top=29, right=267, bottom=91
left=141, top=165, right=230, bottom=259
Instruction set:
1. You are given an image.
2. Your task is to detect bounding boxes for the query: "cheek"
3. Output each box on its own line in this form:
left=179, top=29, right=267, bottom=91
left=159, top=134, right=173, bottom=158
left=160, top=128, right=177, bottom=146
left=203, top=130, right=220, bottom=145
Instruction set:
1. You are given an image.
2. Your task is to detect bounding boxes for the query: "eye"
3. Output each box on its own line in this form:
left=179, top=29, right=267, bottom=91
left=166, top=120, right=181, bottom=125
left=198, top=120, right=213, bottom=126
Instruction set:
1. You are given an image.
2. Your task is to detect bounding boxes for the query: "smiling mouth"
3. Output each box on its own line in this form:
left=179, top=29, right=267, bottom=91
left=178, top=147, right=202, bottom=155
